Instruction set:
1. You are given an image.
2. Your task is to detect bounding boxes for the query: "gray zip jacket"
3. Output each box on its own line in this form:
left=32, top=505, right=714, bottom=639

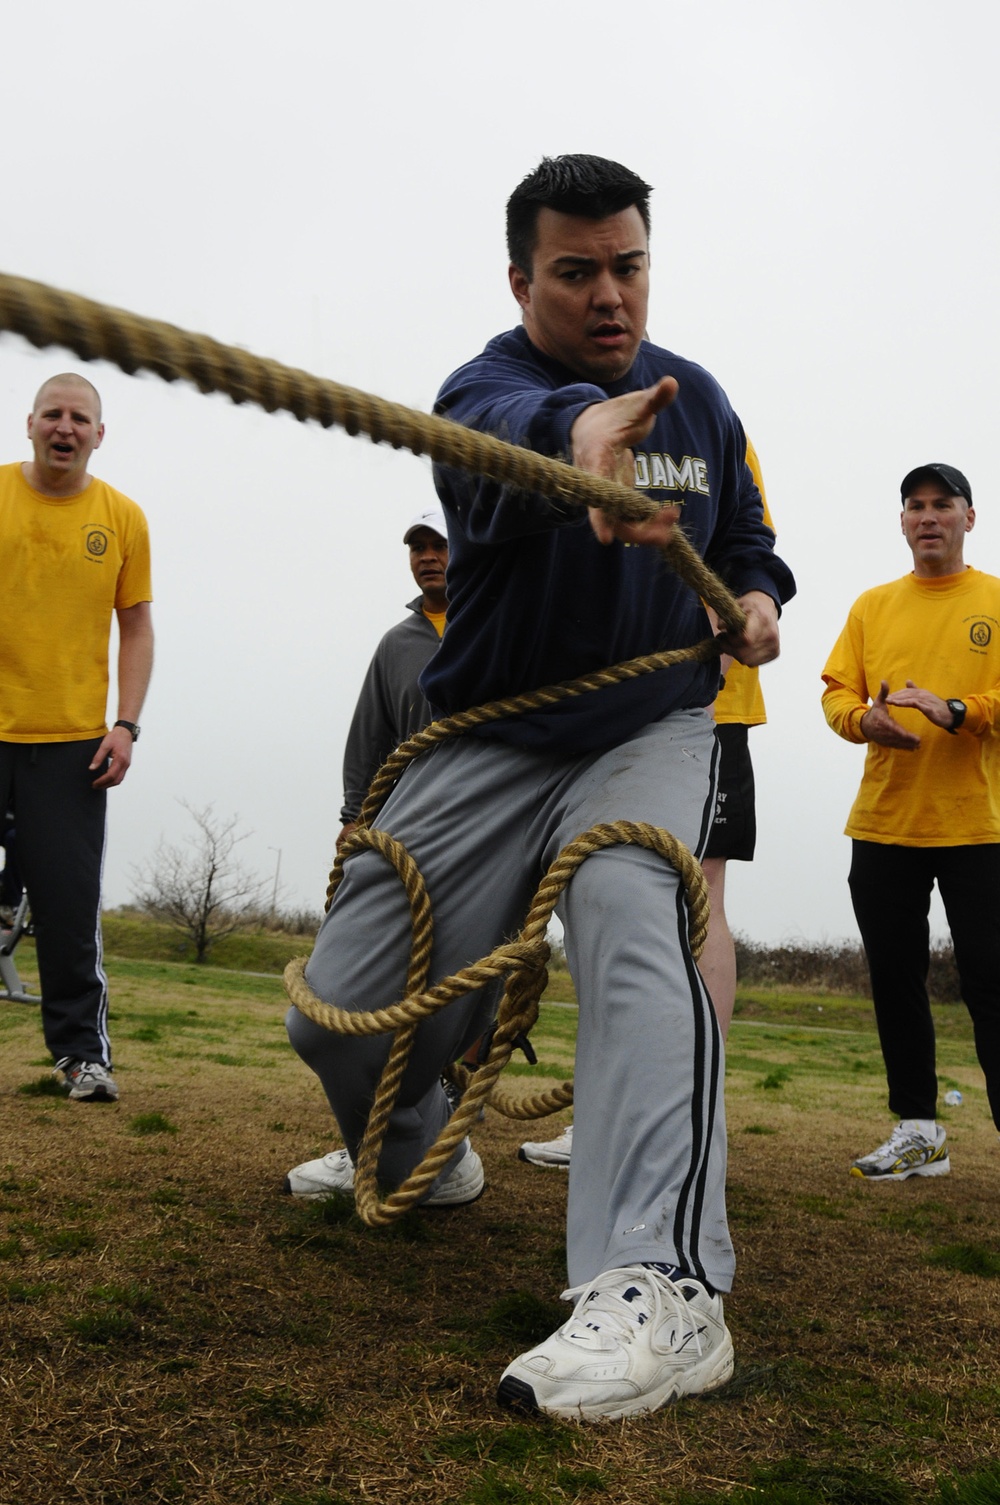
left=340, top=598, right=440, bottom=823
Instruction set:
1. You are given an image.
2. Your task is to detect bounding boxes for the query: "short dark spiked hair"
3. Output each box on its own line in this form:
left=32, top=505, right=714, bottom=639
left=506, top=154, right=653, bottom=278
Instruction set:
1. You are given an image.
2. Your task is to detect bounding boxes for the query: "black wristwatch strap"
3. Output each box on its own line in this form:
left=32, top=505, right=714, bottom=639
left=945, top=699, right=966, bottom=734
left=114, top=720, right=141, bottom=742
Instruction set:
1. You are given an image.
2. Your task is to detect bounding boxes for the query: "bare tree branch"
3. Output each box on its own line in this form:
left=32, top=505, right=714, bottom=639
left=130, top=802, right=270, bottom=963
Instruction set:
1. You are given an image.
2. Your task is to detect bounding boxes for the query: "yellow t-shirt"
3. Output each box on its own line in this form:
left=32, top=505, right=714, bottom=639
left=821, top=568, right=1000, bottom=845
left=423, top=607, right=447, bottom=639
left=0, top=463, right=152, bottom=741
left=712, top=437, right=774, bottom=726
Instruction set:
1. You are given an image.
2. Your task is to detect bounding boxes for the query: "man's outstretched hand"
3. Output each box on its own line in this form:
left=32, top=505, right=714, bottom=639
left=885, top=680, right=957, bottom=731
left=571, top=377, right=681, bottom=548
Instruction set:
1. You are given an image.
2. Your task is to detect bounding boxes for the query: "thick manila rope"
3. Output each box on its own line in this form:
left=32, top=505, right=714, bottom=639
left=0, top=271, right=736, bottom=1226
left=0, top=273, right=745, bottom=630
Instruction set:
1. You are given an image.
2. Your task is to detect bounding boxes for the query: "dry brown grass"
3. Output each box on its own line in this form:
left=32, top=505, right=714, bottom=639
left=1, top=958, right=998, bottom=1505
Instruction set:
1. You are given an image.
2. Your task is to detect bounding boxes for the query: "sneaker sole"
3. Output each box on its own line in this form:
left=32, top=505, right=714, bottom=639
left=282, top=1177, right=354, bottom=1198
left=424, top=1153, right=486, bottom=1207
left=283, top=1155, right=486, bottom=1206
left=283, top=1177, right=485, bottom=1206
left=850, top=1156, right=950, bottom=1181
left=67, top=1087, right=118, bottom=1102
left=517, top=1150, right=570, bottom=1168
left=497, top=1327, right=735, bottom=1421
left=423, top=1183, right=486, bottom=1208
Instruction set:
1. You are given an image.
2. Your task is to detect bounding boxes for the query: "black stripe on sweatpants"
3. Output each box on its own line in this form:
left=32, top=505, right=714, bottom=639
left=671, top=752, right=724, bottom=1285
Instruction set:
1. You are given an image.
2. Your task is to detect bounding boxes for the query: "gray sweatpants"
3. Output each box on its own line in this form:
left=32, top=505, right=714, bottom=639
left=287, top=708, right=734, bottom=1292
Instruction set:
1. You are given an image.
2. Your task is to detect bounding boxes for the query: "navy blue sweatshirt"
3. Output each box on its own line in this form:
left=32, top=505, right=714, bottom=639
left=421, top=327, right=796, bottom=755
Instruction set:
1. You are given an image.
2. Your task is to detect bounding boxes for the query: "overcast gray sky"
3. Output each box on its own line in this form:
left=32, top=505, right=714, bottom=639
left=1, top=0, right=997, bottom=944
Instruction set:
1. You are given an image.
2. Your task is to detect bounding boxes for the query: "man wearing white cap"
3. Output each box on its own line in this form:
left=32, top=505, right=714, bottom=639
left=337, top=507, right=449, bottom=852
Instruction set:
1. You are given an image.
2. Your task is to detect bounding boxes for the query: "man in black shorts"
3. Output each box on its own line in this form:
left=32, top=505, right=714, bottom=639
left=699, top=696, right=761, bottom=1037
left=695, top=438, right=773, bottom=1037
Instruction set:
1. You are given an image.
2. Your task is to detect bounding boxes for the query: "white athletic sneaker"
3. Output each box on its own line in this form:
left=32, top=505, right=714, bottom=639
left=497, top=1263, right=734, bottom=1421
left=850, top=1122, right=950, bottom=1181
left=518, top=1124, right=573, bottom=1167
left=283, top=1139, right=485, bottom=1206
left=54, top=1059, right=119, bottom=1102
left=284, top=1147, right=356, bottom=1198
left=423, top=1143, right=486, bottom=1205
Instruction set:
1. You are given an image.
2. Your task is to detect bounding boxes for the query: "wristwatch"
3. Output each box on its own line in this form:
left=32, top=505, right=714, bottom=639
left=114, top=720, right=141, bottom=742
left=945, top=699, right=966, bottom=734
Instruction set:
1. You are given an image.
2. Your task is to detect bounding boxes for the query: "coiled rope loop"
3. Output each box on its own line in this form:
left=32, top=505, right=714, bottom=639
left=285, top=821, right=707, bottom=1227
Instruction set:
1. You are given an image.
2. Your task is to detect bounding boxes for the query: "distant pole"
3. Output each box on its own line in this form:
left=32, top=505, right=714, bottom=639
left=268, top=847, right=282, bottom=922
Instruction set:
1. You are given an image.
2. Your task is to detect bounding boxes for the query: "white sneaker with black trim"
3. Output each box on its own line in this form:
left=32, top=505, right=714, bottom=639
left=518, top=1124, right=573, bottom=1168
left=850, top=1122, right=950, bottom=1181
left=54, top=1059, right=119, bottom=1102
left=497, top=1263, right=734, bottom=1421
left=283, top=1139, right=485, bottom=1206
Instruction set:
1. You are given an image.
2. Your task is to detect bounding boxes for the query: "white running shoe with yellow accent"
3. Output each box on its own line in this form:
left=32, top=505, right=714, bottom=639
left=850, top=1122, right=949, bottom=1181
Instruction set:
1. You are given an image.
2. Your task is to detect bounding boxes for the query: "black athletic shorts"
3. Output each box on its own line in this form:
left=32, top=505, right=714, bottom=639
left=704, top=723, right=756, bottom=862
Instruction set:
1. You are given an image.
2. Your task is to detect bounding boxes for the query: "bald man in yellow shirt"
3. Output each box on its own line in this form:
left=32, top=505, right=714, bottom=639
left=0, top=374, right=153, bottom=1103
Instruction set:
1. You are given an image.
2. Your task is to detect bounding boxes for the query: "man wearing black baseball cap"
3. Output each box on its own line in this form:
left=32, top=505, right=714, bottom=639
left=821, top=462, right=1000, bottom=1180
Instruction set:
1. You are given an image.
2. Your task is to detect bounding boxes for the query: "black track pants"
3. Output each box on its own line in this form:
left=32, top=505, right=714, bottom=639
left=848, top=839, right=1000, bottom=1128
left=0, top=740, right=110, bottom=1066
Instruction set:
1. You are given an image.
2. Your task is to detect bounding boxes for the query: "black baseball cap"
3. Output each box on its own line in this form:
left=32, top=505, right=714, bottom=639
left=900, top=463, right=973, bottom=505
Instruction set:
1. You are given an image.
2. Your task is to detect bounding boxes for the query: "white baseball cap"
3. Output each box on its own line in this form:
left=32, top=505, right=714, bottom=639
left=403, top=506, right=448, bottom=545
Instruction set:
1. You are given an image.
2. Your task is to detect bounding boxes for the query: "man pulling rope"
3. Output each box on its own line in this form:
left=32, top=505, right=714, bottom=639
left=283, top=155, right=795, bottom=1422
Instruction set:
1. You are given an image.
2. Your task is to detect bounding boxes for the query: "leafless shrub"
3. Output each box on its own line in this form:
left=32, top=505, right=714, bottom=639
left=239, top=903, right=324, bottom=936
left=734, top=933, right=960, bottom=1001
left=130, top=802, right=270, bottom=963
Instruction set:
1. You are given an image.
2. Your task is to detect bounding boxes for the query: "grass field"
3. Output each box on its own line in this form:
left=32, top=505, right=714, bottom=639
left=1, top=948, right=999, bottom=1504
